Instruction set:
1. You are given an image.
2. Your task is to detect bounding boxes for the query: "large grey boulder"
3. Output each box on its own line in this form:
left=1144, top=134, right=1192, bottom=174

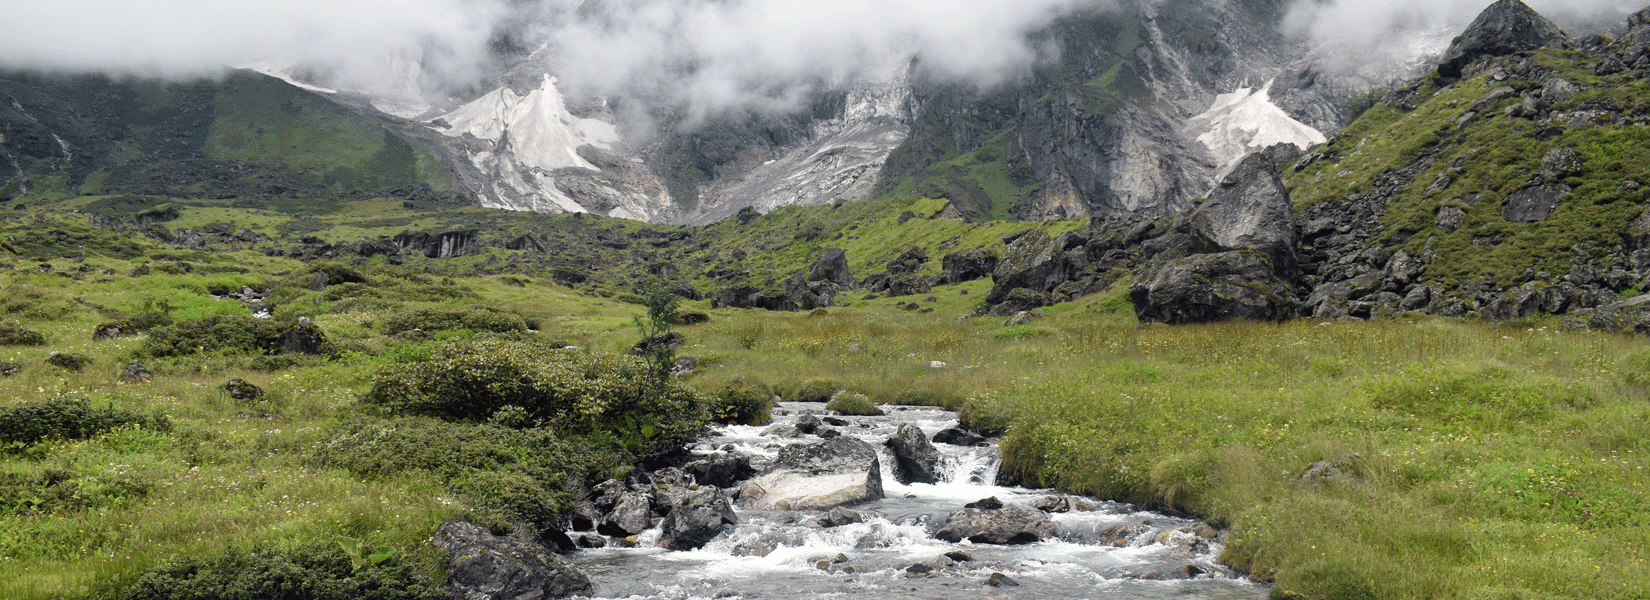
left=885, top=423, right=942, bottom=484
left=432, top=520, right=594, bottom=600
left=1131, top=251, right=1300, bottom=324
left=940, top=248, right=999, bottom=284
left=1502, top=184, right=1571, bottom=222
left=1439, top=0, right=1567, bottom=79
left=658, top=486, right=738, bottom=550
left=1188, top=153, right=1298, bottom=274
left=597, top=492, right=654, bottom=537
left=986, top=228, right=1075, bottom=305
left=808, top=247, right=854, bottom=286
left=933, top=505, right=1056, bottom=545
left=739, top=436, right=884, bottom=510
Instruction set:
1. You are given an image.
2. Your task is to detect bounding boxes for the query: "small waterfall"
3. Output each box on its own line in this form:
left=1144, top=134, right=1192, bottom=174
left=571, top=403, right=1267, bottom=600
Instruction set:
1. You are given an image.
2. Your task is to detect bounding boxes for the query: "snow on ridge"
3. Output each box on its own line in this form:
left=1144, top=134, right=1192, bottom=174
left=1185, top=80, right=1327, bottom=178
left=434, top=74, right=616, bottom=173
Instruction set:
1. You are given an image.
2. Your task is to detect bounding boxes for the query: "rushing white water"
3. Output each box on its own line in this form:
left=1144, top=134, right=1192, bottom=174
left=568, top=403, right=1269, bottom=600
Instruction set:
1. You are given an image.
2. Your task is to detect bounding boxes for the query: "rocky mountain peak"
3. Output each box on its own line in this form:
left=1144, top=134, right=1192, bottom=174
left=1438, top=0, right=1568, bottom=80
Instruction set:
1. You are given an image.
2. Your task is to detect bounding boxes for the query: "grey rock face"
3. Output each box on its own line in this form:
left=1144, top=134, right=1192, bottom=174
left=808, top=248, right=854, bottom=286
left=1131, top=251, right=1299, bottom=324
left=884, top=423, right=942, bottom=484
left=684, top=453, right=756, bottom=489
left=739, top=436, right=884, bottom=510
left=1502, top=183, right=1572, bottom=222
left=986, top=229, right=1075, bottom=305
left=657, top=485, right=738, bottom=550
left=1439, top=0, right=1567, bottom=79
left=598, top=492, right=654, bottom=537
left=933, top=505, right=1056, bottom=545
left=432, top=520, right=594, bottom=600
left=1188, top=153, right=1298, bottom=273
left=941, top=248, right=999, bottom=284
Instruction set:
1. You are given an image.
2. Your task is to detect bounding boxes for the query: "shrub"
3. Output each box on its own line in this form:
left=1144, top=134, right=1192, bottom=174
left=45, top=351, right=92, bottom=371
left=310, top=417, right=612, bottom=532
left=825, top=393, right=883, bottom=416
left=0, top=395, right=172, bottom=449
left=116, top=540, right=445, bottom=600
left=0, top=284, right=79, bottom=321
left=0, top=322, right=46, bottom=345
left=310, top=262, right=370, bottom=286
left=381, top=306, right=530, bottom=335
left=362, top=338, right=714, bottom=456
left=713, top=378, right=774, bottom=426
left=793, top=380, right=839, bottom=403
left=136, top=314, right=289, bottom=358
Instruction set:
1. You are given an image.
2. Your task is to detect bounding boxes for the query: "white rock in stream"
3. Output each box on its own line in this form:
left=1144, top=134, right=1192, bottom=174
left=739, top=436, right=884, bottom=510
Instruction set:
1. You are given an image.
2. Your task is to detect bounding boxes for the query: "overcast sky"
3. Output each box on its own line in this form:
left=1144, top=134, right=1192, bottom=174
left=2, top=0, right=1642, bottom=110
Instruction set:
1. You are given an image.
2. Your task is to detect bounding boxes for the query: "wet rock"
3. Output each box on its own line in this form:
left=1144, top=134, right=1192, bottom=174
left=731, top=538, right=777, bottom=557
left=647, top=467, right=696, bottom=516
left=1155, top=528, right=1213, bottom=557
left=739, top=436, right=884, bottom=510
left=822, top=416, right=851, bottom=426
left=576, top=534, right=606, bottom=549
left=934, top=505, right=1056, bottom=544
left=885, top=423, right=942, bottom=484
left=598, top=492, right=654, bottom=537
left=118, top=362, right=153, bottom=383
left=944, top=550, right=973, bottom=562
left=932, top=427, right=987, bottom=446
left=658, top=486, right=738, bottom=550
left=819, top=506, right=864, bottom=528
left=986, top=572, right=1020, bottom=587
left=964, top=496, right=1004, bottom=509
left=1438, top=0, right=1568, bottom=80
left=1031, top=495, right=1071, bottom=513
left=684, top=453, right=756, bottom=488
left=795, top=414, right=822, bottom=435
left=1299, top=453, right=1365, bottom=487
left=905, top=556, right=951, bottom=575
left=431, top=520, right=594, bottom=600
left=1171, top=564, right=1208, bottom=579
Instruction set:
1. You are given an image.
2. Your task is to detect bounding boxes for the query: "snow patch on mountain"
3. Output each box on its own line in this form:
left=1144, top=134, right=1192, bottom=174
left=1185, top=80, right=1327, bottom=178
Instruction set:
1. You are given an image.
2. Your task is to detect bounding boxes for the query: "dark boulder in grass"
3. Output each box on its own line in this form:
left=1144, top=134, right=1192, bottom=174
left=657, top=485, right=738, bottom=550
left=1130, top=251, right=1300, bottom=325
left=885, top=423, right=942, bottom=484
left=934, top=504, right=1056, bottom=545
left=1438, top=0, right=1567, bottom=80
left=986, top=228, right=1075, bottom=307
left=808, top=247, right=854, bottom=286
left=432, top=520, right=594, bottom=600
left=940, top=248, right=998, bottom=284
left=1188, top=153, right=1299, bottom=277
left=1501, top=183, right=1571, bottom=222
left=45, top=351, right=91, bottom=371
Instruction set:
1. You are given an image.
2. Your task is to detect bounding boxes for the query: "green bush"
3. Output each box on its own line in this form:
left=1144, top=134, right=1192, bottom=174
left=792, top=379, right=839, bottom=403
left=115, top=540, right=445, bottom=600
left=310, top=262, right=370, bottom=286
left=0, top=322, right=46, bottom=345
left=362, top=338, right=714, bottom=456
left=310, top=417, right=612, bottom=532
left=713, top=378, right=774, bottom=426
left=0, top=284, right=79, bottom=321
left=0, top=395, right=172, bottom=449
left=381, top=306, right=531, bottom=335
left=136, top=314, right=290, bottom=358
left=825, top=393, right=883, bottom=416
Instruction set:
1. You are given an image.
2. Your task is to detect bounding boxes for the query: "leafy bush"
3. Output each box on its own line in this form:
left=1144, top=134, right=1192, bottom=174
left=792, top=379, right=839, bottom=403
left=825, top=393, right=883, bottom=416
left=311, top=417, right=612, bottom=531
left=0, top=322, right=46, bottom=345
left=116, top=540, right=445, bottom=600
left=381, top=306, right=530, bottom=335
left=362, top=338, right=714, bottom=456
left=0, top=395, right=172, bottom=449
left=712, top=378, right=773, bottom=425
left=136, top=314, right=288, bottom=358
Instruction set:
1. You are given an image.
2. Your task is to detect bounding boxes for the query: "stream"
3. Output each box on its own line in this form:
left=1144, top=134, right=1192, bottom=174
left=568, top=402, right=1269, bottom=600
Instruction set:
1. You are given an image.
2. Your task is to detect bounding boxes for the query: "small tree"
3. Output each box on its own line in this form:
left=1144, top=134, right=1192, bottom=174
left=634, top=288, right=682, bottom=385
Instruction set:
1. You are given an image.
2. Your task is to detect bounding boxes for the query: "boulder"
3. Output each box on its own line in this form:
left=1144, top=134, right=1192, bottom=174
left=986, top=229, right=1075, bottom=305
left=932, top=427, right=987, bottom=446
left=118, top=362, right=153, bottom=383
left=884, top=423, right=942, bottom=484
left=940, top=248, right=999, bottom=284
left=647, top=467, right=696, bottom=516
left=933, top=505, right=1056, bottom=545
left=282, top=316, right=327, bottom=355
left=711, top=285, right=760, bottom=309
left=818, top=506, right=865, bottom=527
left=684, top=453, right=756, bottom=488
left=808, top=248, right=854, bottom=286
left=597, top=492, right=654, bottom=537
left=220, top=379, right=265, bottom=401
left=1502, top=184, right=1571, bottom=222
left=1188, top=153, right=1299, bottom=274
left=1130, top=251, right=1300, bottom=324
left=657, top=486, right=738, bottom=550
left=886, top=247, right=930, bottom=275
left=739, top=436, right=884, bottom=510
left=92, top=321, right=135, bottom=341
left=1438, top=0, right=1567, bottom=79
left=1299, top=453, right=1365, bottom=487
left=1541, top=148, right=1585, bottom=181
left=431, top=520, right=594, bottom=600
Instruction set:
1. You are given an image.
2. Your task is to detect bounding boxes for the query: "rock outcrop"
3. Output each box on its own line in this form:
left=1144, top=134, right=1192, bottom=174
left=739, top=436, right=884, bottom=510
left=1130, top=251, right=1300, bottom=324
left=432, top=520, right=594, bottom=600
left=1438, top=0, right=1568, bottom=79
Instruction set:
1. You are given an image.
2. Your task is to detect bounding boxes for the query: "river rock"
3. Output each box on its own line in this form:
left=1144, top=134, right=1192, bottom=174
left=819, top=506, right=865, bottom=528
left=932, top=427, right=987, bottom=446
left=118, top=362, right=153, bottom=383
left=684, top=453, right=756, bottom=488
left=1031, top=495, right=1071, bottom=513
left=739, top=436, right=884, bottom=510
left=964, top=496, right=1004, bottom=510
left=598, top=492, right=654, bottom=537
left=1097, top=523, right=1150, bottom=547
left=885, top=423, right=942, bottom=484
left=934, top=505, right=1056, bottom=545
left=658, top=486, right=738, bottom=550
left=647, top=467, right=695, bottom=516
left=432, top=520, right=594, bottom=600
